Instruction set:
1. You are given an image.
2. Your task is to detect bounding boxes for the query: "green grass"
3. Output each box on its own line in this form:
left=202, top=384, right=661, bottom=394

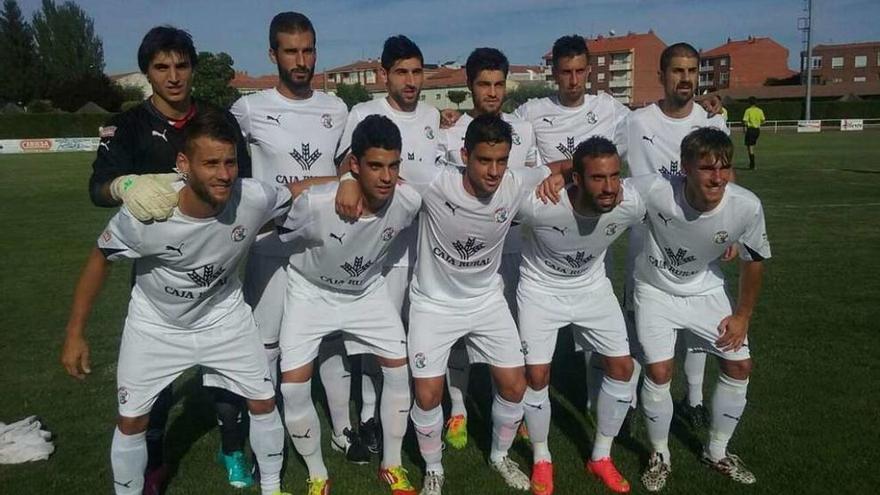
left=1, top=130, right=879, bottom=494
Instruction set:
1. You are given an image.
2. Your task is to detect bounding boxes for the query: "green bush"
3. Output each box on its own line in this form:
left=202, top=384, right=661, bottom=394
left=725, top=99, right=880, bottom=122
left=0, top=113, right=114, bottom=138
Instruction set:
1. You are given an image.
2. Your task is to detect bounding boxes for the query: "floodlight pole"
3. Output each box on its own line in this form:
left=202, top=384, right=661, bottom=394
left=804, top=0, right=813, bottom=120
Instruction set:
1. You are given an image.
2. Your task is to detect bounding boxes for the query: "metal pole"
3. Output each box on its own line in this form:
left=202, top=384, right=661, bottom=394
left=805, top=0, right=813, bottom=120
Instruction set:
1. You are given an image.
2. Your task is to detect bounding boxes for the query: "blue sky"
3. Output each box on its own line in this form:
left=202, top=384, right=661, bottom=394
left=16, top=0, right=880, bottom=75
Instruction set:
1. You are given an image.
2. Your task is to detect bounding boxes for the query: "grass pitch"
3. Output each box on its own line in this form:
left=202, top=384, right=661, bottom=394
left=1, top=130, right=878, bottom=494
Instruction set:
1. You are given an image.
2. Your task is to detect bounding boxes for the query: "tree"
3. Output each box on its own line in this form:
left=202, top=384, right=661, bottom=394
left=447, top=90, right=468, bottom=109
left=335, top=82, right=371, bottom=110
left=0, top=0, right=39, bottom=104
left=116, top=83, right=145, bottom=102
left=48, top=72, right=122, bottom=112
left=32, top=0, right=104, bottom=96
left=502, top=83, right=556, bottom=113
left=192, top=51, right=239, bottom=108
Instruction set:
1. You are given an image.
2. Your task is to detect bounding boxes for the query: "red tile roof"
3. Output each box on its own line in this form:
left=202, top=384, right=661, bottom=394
left=543, top=31, right=666, bottom=60
left=702, top=36, right=783, bottom=58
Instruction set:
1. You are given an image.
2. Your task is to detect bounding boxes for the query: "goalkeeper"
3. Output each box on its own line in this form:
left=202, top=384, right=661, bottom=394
left=86, top=26, right=254, bottom=493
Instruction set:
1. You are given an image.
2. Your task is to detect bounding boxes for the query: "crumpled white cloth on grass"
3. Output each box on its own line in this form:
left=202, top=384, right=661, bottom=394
left=0, top=416, right=55, bottom=464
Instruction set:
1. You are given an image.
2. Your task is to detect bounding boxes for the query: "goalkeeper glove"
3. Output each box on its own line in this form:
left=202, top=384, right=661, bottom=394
left=110, top=173, right=180, bottom=222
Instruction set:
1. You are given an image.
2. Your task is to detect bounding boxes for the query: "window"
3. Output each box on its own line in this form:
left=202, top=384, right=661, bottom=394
left=832, top=77, right=843, bottom=83
left=832, top=56, right=844, bottom=68
left=419, top=94, right=425, bottom=101
left=811, top=56, right=822, bottom=69
left=720, top=58, right=728, bottom=66
left=854, top=55, right=867, bottom=68
left=854, top=76, right=866, bottom=82
left=597, top=56, right=605, bottom=66
left=435, top=94, right=441, bottom=100
left=597, top=72, right=605, bottom=81
left=719, top=72, right=729, bottom=86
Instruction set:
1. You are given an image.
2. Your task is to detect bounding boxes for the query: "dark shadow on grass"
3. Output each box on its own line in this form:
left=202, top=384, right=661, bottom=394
left=162, top=373, right=218, bottom=485
left=839, top=168, right=880, bottom=174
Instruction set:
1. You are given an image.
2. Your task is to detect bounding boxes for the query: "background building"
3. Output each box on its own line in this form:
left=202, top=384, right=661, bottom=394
left=699, top=36, right=796, bottom=91
left=802, top=41, right=880, bottom=85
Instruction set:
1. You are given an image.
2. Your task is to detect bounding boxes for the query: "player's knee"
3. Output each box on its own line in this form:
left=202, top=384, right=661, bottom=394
left=281, top=363, right=314, bottom=384
left=496, top=374, right=527, bottom=403
left=117, top=414, right=149, bottom=435
left=377, top=356, right=408, bottom=369
left=526, top=365, right=551, bottom=390
left=720, top=358, right=752, bottom=380
left=645, top=361, right=673, bottom=385
left=604, top=355, right=634, bottom=382
left=246, top=398, right=277, bottom=415
left=413, top=379, right=444, bottom=410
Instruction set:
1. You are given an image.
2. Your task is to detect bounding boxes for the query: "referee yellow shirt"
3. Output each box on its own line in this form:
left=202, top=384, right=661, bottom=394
left=743, top=106, right=765, bottom=128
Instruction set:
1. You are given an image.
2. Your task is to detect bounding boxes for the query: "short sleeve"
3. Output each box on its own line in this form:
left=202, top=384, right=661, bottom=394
left=97, top=209, right=145, bottom=261
left=256, top=181, right=293, bottom=225
left=738, top=203, right=771, bottom=262
left=277, top=188, right=318, bottom=244
left=335, top=107, right=360, bottom=163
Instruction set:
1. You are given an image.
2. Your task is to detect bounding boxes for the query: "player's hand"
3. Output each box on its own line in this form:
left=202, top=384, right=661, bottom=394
left=702, top=96, right=722, bottom=117
left=715, top=313, right=749, bottom=352
left=721, top=244, right=739, bottom=262
left=110, top=173, right=180, bottom=222
left=61, top=334, right=91, bottom=380
left=536, top=173, right=565, bottom=204
left=440, top=109, right=462, bottom=129
left=335, top=179, right=363, bottom=221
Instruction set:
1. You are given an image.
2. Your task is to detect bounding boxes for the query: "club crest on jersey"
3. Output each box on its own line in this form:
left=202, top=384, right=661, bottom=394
left=605, top=223, right=619, bottom=236
left=586, top=111, right=598, bottom=125
left=494, top=207, right=509, bottom=223
left=424, top=126, right=435, bottom=140
left=231, top=225, right=248, bottom=242
left=117, top=387, right=130, bottom=405
left=714, top=231, right=729, bottom=244
left=101, top=230, right=112, bottom=243
left=381, top=227, right=396, bottom=241
left=321, top=113, right=333, bottom=128
left=99, top=126, right=116, bottom=138
left=407, top=152, right=415, bottom=160
left=512, top=130, right=522, bottom=146
left=414, top=352, right=427, bottom=369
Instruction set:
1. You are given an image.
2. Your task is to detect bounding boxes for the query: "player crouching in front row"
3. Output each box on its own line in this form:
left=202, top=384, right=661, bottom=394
left=61, top=109, right=293, bottom=495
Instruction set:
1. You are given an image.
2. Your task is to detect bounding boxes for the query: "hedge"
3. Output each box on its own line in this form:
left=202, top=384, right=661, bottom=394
left=0, top=113, right=114, bottom=139
left=724, top=99, right=880, bottom=121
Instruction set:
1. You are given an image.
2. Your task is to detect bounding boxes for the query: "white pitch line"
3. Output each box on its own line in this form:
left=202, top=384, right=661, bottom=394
left=772, top=202, right=880, bottom=209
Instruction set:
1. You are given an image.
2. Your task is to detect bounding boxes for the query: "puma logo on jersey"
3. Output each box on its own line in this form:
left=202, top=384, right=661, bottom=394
left=444, top=201, right=458, bottom=215
left=657, top=212, right=672, bottom=226
left=114, top=480, right=133, bottom=488
left=642, top=135, right=655, bottom=144
left=266, top=114, right=282, bottom=125
left=329, top=232, right=345, bottom=244
left=542, top=117, right=554, bottom=126
left=551, top=226, right=568, bottom=236
left=290, top=429, right=312, bottom=439
left=151, top=129, right=168, bottom=142
left=164, top=243, right=184, bottom=256
left=99, top=141, right=110, bottom=151
left=267, top=451, right=284, bottom=457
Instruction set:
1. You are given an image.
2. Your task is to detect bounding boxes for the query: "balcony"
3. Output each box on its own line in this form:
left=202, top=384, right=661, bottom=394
left=700, top=65, right=714, bottom=72
left=608, top=79, right=631, bottom=88
left=609, top=62, right=631, bottom=71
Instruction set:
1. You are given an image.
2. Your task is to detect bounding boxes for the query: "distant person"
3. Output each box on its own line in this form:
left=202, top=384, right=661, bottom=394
left=742, top=97, right=765, bottom=170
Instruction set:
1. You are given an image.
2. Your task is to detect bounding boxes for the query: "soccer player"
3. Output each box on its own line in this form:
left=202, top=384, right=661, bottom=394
left=631, top=128, right=770, bottom=491
left=228, top=12, right=365, bottom=463
left=61, top=109, right=292, bottom=495
left=436, top=46, right=538, bottom=451
left=87, top=26, right=254, bottom=491
left=277, top=115, right=419, bottom=495
left=335, top=34, right=441, bottom=455
left=615, top=42, right=730, bottom=428
left=518, top=137, right=643, bottom=495
left=742, top=97, right=765, bottom=170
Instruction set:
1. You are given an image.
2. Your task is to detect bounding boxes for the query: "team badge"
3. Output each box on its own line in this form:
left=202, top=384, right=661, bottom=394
left=494, top=207, right=509, bottom=223
left=714, top=231, right=729, bottom=244
left=586, top=111, right=598, bottom=125
left=605, top=223, right=619, bottom=236
left=117, top=387, right=130, bottom=405
left=231, top=225, right=248, bottom=242
left=99, top=126, right=116, bottom=138
left=414, top=352, right=427, bottom=369
left=424, top=126, right=435, bottom=140
left=381, top=227, right=395, bottom=241
left=512, top=131, right=521, bottom=146
left=321, top=113, right=333, bottom=128
left=101, top=230, right=112, bottom=243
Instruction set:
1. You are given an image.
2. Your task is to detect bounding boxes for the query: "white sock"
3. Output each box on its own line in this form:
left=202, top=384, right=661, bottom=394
left=249, top=409, right=285, bottom=495
left=318, top=352, right=352, bottom=436
left=584, top=350, right=603, bottom=412
left=592, top=376, right=632, bottom=460
left=110, top=428, right=146, bottom=495
left=280, top=381, right=327, bottom=479
left=707, top=374, right=749, bottom=461
left=629, top=358, right=642, bottom=409
left=446, top=347, right=470, bottom=418
left=522, top=386, right=552, bottom=463
left=380, top=365, right=411, bottom=468
left=640, top=377, right=672, bottom=463
left=360, top=356, right=381, bottom=423
left=489, top=393, right=523, bottom=464
left=411, top=403, right=444, bottom=475
left=684, top=350, right=708, bottom=407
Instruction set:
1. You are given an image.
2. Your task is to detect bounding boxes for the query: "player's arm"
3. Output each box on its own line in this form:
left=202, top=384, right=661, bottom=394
left=716, top=259, right=764, bottom=352
left=533, top=159, right=572, bottom=204
left=287, top=176, right=339, bottom=199
left=60, top=248, right=112, bottom=380
left=335, top=167, right=364, bottom=220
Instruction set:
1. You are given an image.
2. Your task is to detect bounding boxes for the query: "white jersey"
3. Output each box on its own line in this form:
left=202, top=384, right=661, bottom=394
left=514, top=93, right=630, bottom=164
left=337, top=97, right=442, bottom=267
left=231, top=88, right=347, bottom=257
left=278, top=182, right=421, bottom=294
left=97, top=179, right=292, bottom=329
left=632, top=174, right=771, bottom=296
left=616, top=103, right=729, bottom=178
left=518, top=179, right=646, bottom=294
left=412, top=165, right=549, bottom=303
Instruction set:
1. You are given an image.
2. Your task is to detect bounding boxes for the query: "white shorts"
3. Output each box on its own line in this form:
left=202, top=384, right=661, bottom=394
left=279, top=271, right=407, bottom=372
left=634, top=282, right=750, bottom=364
left=408, top=287, right=524, bottom=378
left=518, top=278, right=629, bottom=365
left=383, top=265, right=413, bottom=321
left=117, top=303, right=273, bottom=417
left=243, top=253, right=288, bottom=345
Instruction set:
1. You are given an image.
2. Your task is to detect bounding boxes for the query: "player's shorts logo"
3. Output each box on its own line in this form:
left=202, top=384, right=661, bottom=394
left=381, top=227, right=396, bottom=241
left=586, top=111, right=598, bottom=125
left=424, top=126, right=435, bottom=140
left=605, top=223, right=619, bottom=236
left=231, top=225, right=248, bottom=242
left=117, top=387, right=130, bottom=405
left=512, top=131, right=522, bottom=146
left=321, top=113, right=333, bottom=129
left=414, top=352, right=427, bottom=369
left=520, top=341, right=529, bottom=356
left=494, top=207, right=509, bottom=223
left=714, top=231, right=729, bottom=244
